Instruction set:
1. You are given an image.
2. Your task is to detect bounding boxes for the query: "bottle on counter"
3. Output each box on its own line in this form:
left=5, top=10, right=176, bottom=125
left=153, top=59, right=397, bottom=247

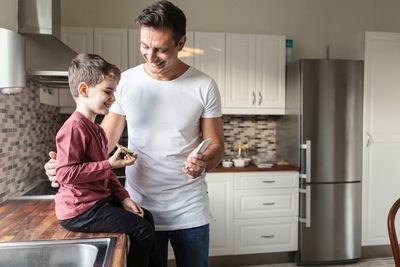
left=286, top=39, right=294, bottom=63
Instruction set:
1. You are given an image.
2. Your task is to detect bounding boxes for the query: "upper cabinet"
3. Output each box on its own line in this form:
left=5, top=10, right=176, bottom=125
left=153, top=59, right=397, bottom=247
left=194, top=32, right=286, bottom=115
left=61, top=27, right=286, bottom=115
left=61, top=27, right=94, bottom=54
left=193, top=32, right=226, bottom=108
left=94, top=28, right=128, bottom=71
left=128, top=29, right=142, bottom=68
left=179, top=31, right=194, bottom=66
left=224, top=33, right=286, bottom=115
left=61, top=27, right=128, bottom=71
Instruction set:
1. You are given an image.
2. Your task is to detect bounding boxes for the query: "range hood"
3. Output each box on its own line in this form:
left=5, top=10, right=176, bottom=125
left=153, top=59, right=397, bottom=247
left=18, top=0, right=76, bottom=88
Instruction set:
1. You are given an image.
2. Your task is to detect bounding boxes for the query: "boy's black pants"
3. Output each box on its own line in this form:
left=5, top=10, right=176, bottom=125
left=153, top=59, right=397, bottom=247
left=59, top=197, right=162, bottom=267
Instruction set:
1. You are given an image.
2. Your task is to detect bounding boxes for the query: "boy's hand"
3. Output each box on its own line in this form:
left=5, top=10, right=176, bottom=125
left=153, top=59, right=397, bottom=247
left=108, top=147, right=137, bottom=169
left=122, top=198, right=144, bottom=217
left=44, top=151, right=60, bottom=188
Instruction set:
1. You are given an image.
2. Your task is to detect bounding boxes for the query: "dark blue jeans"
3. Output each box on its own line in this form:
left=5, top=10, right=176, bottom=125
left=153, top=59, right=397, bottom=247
left=156, top=224, right=209, bottom=267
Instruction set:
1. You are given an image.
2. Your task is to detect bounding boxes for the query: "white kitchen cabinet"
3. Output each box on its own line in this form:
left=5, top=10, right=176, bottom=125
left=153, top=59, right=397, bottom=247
left=330, top=31, right=400, bottom=246
left=62, top=26, right=128, bottom=71
left=234, top=217, right=298, bottom=254
left=206, top=173, right=234, bottom=256
left=94, top=28, right=128, bottom=71
left=225, top=33, right=286, bottom=115
left=233, top=171, right=298, bottom=254
left=178, top=31, right=194, bottom=66
left=128, top=29, right=142, bottom=68
left=61, top=26, right=94, bottom=53
left=205, top=171, right=298, bottom=256
left=193, top=32, right=225, bottom=107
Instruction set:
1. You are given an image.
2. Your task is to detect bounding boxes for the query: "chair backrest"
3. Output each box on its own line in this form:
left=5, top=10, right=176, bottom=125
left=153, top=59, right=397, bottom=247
left=388, top=198, right=400, bottom=267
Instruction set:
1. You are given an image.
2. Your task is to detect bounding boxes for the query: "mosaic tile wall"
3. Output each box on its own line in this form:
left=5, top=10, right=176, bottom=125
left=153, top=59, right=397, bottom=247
left=106, top=115, right=279, bottom=160
left=0, top=84, right=61, bottom=202
left=110, top=115, right=279, bottom=160
left=222, top=115, right=278, bottom=159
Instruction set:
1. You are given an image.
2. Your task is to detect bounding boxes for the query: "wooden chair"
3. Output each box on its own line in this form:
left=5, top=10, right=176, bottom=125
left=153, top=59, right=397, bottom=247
left=388, top=198, right=400, bottom=267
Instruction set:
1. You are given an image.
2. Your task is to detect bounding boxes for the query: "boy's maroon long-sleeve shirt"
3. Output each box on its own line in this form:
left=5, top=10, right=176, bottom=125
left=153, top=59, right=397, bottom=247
left=55, top=111, right=129, bottom=220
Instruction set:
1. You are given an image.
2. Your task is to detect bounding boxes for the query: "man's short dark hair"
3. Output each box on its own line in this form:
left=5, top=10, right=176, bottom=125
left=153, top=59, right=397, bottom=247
left=68, top=53, right=120, bottom=97
left=135, top=0, right=186, bottom=45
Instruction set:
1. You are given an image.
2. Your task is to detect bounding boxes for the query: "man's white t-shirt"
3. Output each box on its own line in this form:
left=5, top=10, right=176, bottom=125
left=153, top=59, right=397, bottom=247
left=110, top=64, right=222, bottom=231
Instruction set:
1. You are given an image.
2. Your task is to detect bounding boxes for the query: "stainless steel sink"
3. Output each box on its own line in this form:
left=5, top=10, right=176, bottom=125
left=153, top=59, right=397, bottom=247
left=0, top=237, right=116, bottom=267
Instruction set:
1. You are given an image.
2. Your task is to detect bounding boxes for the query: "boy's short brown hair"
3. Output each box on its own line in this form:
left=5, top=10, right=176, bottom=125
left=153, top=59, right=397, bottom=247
left=68, top=53, right=121, bottom=97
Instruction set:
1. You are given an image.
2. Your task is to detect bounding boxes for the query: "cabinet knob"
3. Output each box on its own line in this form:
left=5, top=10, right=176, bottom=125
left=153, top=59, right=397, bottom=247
left=258, top=92, right=262, bottom=105
left=252, top=91, right=256, bottom=105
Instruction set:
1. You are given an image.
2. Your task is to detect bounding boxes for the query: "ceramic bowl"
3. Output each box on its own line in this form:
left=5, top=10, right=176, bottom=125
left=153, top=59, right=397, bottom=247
left=232, top=158, right=245, bottom=167
left=222, top=160, right=233, bottom=168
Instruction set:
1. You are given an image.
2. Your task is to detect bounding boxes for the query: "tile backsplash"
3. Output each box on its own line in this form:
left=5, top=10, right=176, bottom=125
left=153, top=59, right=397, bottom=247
left=0, top=89, right=279, bottom=202
left=0, top=85, right=61, bottom=202
left=116, top=115, right=279, bottom=159
left=222, top=115, right=278, bottom=158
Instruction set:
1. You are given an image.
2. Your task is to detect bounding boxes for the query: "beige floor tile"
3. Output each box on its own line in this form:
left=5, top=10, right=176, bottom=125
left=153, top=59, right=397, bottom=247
left=242, top=257, right=395, bottom=267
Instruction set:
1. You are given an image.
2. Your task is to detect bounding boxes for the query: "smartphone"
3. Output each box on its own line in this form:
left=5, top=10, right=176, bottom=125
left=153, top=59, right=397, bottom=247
left=194, top=138, right=211, bottom=155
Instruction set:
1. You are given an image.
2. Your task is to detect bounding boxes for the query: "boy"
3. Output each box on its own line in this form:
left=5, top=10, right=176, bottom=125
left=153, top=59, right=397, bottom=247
left=55, top=53, right=158, bottom=267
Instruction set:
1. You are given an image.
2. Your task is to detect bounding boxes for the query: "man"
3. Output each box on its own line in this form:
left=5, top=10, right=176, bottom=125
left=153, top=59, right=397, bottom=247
left=45, top=1, right=224, bottom=267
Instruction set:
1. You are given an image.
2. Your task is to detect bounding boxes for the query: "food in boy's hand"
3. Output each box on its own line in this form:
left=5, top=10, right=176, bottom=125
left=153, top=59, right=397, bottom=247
left=117, top=144, right=137, bottom=158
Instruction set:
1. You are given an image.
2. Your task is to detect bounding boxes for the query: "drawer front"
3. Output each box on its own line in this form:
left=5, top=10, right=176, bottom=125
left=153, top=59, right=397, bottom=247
left=234, top=188, right=298, bottom=218
left=234, top=217, right=298, bottom=254
left=234, top=171, right=298, bottom=189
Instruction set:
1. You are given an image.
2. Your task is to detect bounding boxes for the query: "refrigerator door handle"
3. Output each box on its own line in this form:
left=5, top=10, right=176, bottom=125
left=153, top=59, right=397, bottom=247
left=300, top=140, right=312, bottom=183
left=299, top=186, right=311, bottom=228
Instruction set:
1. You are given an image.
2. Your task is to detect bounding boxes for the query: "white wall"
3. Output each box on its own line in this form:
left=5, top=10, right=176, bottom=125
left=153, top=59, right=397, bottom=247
left=0, top=0, right=17, bottom=31
left=61, top=0, right=400, bottom=59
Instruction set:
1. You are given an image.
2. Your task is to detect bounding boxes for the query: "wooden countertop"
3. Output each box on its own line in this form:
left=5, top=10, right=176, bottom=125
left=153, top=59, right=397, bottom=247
left=0, top=200, right=126, bottom=267
left=209, top=163, right=299, bottom=173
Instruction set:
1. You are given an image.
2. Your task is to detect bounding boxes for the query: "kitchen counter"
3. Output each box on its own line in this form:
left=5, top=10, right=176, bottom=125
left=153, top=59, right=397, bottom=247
left=209, top=163, right=299, bottom=173
left=113, top=164, right=299, bottom=177
left=0, top=200, right=126, bottom=267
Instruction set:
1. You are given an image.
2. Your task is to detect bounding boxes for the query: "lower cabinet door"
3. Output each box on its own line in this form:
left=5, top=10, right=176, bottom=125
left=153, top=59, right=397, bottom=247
left=234, top=217, right=298, bottom=254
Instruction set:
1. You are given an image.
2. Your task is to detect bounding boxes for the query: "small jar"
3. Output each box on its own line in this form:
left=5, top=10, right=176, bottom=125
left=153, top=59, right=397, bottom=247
left=222, top=160, right=233, bottom=168
left=286, top=39, right=294, bottom=63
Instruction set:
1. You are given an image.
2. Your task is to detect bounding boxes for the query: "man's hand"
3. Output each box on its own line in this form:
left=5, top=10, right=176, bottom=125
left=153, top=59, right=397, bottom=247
left=44, top=151, right=59, bottom=188
left=122, top=198, right=144, bottom=217
left=108, top=146, right=137, bottom=169
left=182, top=151, right=208, bottom=179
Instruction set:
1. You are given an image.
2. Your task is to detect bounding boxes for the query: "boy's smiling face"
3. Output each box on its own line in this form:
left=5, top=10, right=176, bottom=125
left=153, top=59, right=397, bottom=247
left=77, top=77, right=117, bottom=120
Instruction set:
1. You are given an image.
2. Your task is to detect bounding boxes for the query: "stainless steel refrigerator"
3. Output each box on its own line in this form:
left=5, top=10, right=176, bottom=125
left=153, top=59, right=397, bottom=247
left=277, top=59, right=363, bottom=265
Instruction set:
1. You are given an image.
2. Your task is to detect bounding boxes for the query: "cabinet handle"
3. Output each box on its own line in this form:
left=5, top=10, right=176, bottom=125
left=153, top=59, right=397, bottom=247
left=366, top=132, right=371, bottom=147
left=261, top=235, right=275, bottom=238
left=252, top=92, right=256, bottom=105
left=262, top=202, right=275, bottom=206
left=262, top=180, right=275, bottom=183
left=258, top=92, right=262, bottom=105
